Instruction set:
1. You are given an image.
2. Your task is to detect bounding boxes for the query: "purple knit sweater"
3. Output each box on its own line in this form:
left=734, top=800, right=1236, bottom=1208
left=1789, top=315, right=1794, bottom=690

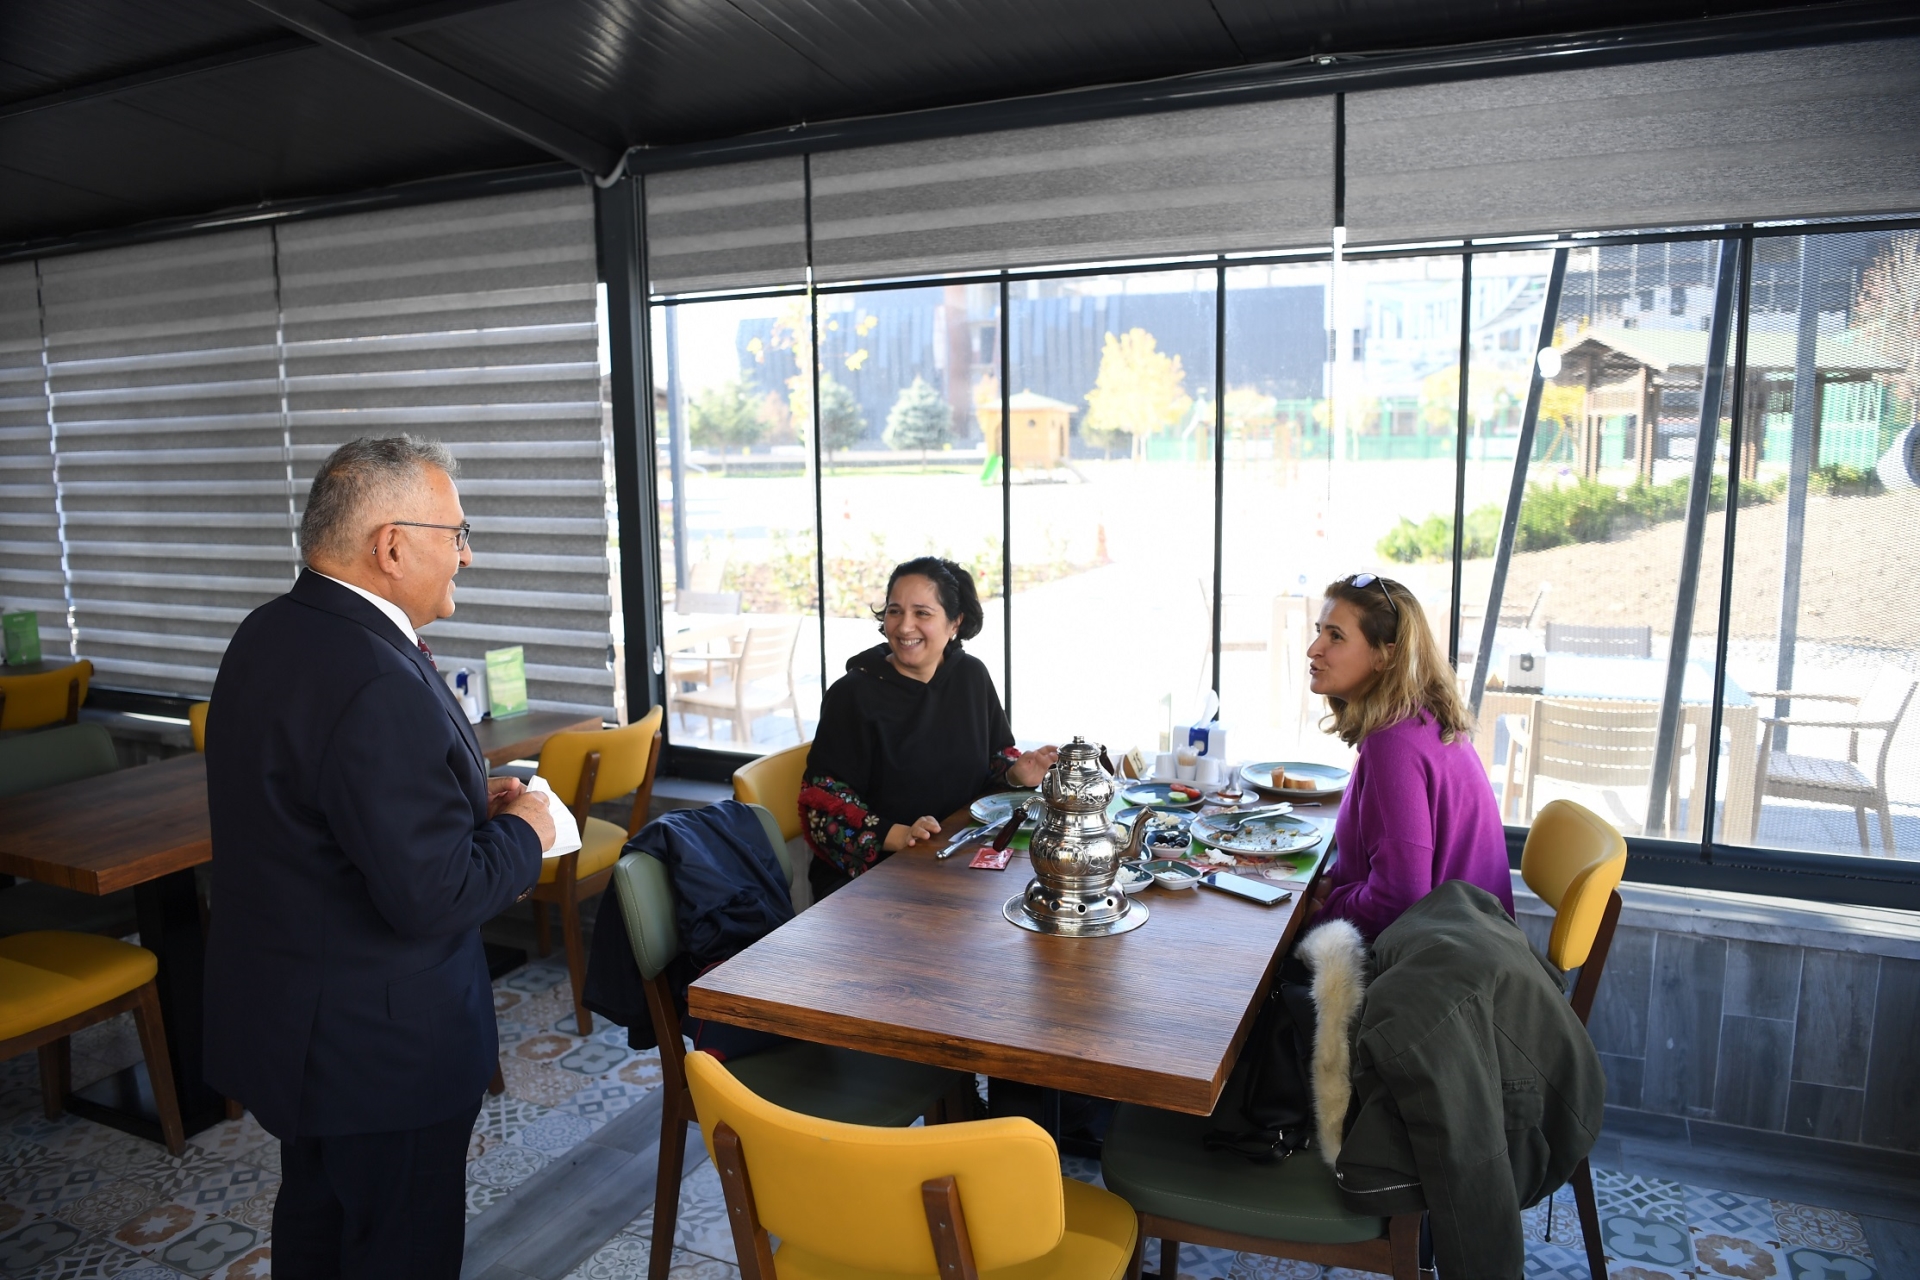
left=1319, top=710, right=1514, bottom=941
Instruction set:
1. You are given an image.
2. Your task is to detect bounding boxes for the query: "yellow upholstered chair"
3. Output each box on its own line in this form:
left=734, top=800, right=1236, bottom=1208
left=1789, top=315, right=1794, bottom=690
left=684, top=1050, right=1139, bottom=1280
left=0, top=931, right=184, bottom=1154
left=188, top=702, right=209, bottom=752
left=733, top=741, right=812, bottom=910
left=530, top=705, right=664, bottom=1033
left=0, top=659, right=92, bottom=731
left=1520, top=798, right=1627, bottom=1280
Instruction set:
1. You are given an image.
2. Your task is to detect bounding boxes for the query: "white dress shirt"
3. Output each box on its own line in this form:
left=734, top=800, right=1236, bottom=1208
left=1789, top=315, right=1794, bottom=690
left=315, top=572, right=421, bottom=648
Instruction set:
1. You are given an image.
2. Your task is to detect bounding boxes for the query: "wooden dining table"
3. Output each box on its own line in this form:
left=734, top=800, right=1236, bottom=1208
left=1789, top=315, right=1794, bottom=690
left=689, top=810, right=1328, bottom=1117
left=0, top=751, right=222, bottom=1141
left=473, top=709, right=604, bottom=767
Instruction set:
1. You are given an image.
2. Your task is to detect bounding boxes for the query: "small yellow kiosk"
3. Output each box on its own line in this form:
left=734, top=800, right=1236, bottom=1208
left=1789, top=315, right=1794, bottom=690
left=980, top=390, right=1076, bottom=470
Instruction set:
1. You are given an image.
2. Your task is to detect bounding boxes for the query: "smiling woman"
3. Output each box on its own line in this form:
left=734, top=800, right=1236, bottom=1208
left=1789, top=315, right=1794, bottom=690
left=798, top=556, right=1059, bottom=901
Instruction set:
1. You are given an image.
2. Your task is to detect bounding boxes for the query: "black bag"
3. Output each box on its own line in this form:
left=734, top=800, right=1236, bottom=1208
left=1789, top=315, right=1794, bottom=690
left=1205, top=953, right=1320, bottom=1163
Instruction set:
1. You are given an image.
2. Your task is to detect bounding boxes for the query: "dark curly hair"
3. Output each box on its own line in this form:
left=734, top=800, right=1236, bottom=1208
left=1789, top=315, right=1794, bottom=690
left=871, top=556, right=985, bottom=652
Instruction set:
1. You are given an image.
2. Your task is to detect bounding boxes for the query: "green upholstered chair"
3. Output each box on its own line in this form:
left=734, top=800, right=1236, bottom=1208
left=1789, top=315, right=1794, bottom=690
left=0, top=722, right=118, bottom=800
left=1101, top=1089, right=1422, bottom=1280
left=612, top=801, right=975, bottom=1280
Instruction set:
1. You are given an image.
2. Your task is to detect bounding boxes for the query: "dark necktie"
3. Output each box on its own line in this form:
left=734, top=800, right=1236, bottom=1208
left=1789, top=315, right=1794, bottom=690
left=417, top=639, right=435, bottom=669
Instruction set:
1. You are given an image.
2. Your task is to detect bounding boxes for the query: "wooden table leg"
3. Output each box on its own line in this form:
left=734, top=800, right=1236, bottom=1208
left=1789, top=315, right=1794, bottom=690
left=1721, top=705, right=1760, bottom=846
left=65, top=869, right=226, bottom=1141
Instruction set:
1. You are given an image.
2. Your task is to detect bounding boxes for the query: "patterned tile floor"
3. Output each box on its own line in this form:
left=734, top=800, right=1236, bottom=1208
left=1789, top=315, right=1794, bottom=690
left=0, top=953, right=1886, bottom=1280
left=0, top=957, right=661, bottom=1278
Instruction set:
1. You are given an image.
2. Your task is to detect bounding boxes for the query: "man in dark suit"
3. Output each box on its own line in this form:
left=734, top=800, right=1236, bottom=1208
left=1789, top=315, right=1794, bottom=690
left=205, top=436, right=555, bottom=1279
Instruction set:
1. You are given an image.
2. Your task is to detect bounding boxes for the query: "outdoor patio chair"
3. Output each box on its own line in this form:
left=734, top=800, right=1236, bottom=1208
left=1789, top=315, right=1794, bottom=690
left=673, top=619, right=803, bottom=747
left=1544, top=622, right=1653, bottom=658
left=683, top=1048, right=1138, bottom=1280
left=0, top=659, right=92, bottom=731
left=675, top=589, right=742, bottom=616
left=1751, top=668, right=1915, bottom=855
left=526, top=706, right=664, bottom=1033
left=1502, top=697, right=1687, bottom=834
left=611, top=815, right=973, bottom=1280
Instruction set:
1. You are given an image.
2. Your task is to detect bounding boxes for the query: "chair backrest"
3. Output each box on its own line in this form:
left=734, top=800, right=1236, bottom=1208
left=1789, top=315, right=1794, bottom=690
left=737, top=622, right=799, bottom=688
left=0, top=722, right=118, bottom=800
left=189, top=702, right=209, bottom=752
left=733, top=741, right=811, bottom=842
left=611, top=849, right=682, bottom=982
left=0, top=660, right=92, bottom=731
left=684, top=1049, right=1066, bottom=1275
left=537, top=705, right=664, bottom=824
left=677, top=589, right=743, bottom=615
left=1527, top=698, right=1662, bottom=789
left=1544, top=622, right=1653, bottom=658
left=1520, top=799, right=1627, bottom=971
left=1859, top=669, right=1918, bottom=778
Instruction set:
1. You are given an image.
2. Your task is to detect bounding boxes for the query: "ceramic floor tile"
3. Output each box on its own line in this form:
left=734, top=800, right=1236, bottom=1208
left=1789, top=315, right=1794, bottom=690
left=464, top=1181, right=512, bottom=1221
left=124, top=1150, right=236, bottom=1202
left=0, top=1219, right=88, bottom=1273
left=225, top=1182, right=276, bottom=1233
left=1779, top=1245, right=1876, bottom=1278
left=20, top=1234, right=150, bottom=1279
left=512, top=1111, right=595, bottom=1153
left=5, top=1158, right=108, bottom=1216
left=209, top=1244, right=270, bottom=1280
left=111, top=1201, right=203, bottom=1253
left=185, top=1117, right=270, bottom=1165
left=468, top=1143, right=548, bottom=1190
left=1772, top=1200, right=1872, bottom=1257
left=1694, top=1232, right=1789, bottom=1279
left=473, top=1094, right=548, bottom=1145
left=234, top=1141, right=277, bottom=1179
left=148, top=1219, right=261, bottom=1278
left=499, top=1056, right=588, bottom=1108
left=1687, top=1186, right=1778, bottom=1236
left=557, top=1081, right=649, bottom=1125
left=63, top=1180, right=165, bottom=1235
left=651, top=1161, right=735, bottom=1262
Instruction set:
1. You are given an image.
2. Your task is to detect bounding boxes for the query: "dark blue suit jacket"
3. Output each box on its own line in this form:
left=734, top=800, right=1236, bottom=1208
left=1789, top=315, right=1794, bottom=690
left=204, top=570, right=542, bottom=1138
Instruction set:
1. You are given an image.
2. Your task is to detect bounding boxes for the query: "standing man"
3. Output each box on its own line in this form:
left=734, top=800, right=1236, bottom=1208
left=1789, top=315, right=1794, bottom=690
left=205, top=436, right=555, bottom=1278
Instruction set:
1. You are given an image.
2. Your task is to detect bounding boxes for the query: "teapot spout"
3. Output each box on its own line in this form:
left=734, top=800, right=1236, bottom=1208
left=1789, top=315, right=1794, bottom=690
left=1119, top=806, right=1155, bottom=862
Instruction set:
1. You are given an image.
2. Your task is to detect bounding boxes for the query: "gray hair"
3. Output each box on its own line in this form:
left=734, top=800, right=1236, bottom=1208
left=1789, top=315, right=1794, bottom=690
left=299, top=435, right=458, bottom=567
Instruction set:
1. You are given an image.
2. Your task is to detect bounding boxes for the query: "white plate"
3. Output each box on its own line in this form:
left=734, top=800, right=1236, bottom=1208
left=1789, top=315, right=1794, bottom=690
left=1192, top=811, right=1323, bottom=857
left=970, top=790, right=1037, bottom=825
left=1239, top=761, right=1351, bottom=800
left=1118, top=782, right=1205, bottom=809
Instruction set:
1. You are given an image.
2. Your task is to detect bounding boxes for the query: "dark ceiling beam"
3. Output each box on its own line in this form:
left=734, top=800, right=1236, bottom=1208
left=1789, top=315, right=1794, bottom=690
left=0, top=36, right=313, bottom=122
left=242, top=0, right=620, bottom=176
left=357, top=0, right=538, bottom=39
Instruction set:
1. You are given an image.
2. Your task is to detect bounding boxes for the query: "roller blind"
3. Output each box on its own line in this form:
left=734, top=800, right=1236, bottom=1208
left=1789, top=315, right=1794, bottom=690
left=645, top=157, right=808, bottom=297
left=0, top=263, right=73, bottom=657
left=277, top=185, right=616, bottom=718
left=37, top=231, right=297, bottom=694
left=1346, top=36, right=1920, bottom=246
left=808, top=97, right=1335, bottom=283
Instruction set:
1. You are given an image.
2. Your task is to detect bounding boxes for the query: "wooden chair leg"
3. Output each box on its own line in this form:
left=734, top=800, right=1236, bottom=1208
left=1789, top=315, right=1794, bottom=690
left=532, top=899, right=551, bottom=957
left=1386, top=1212, right=1423, bottom=1280
left=130, top=979, right=186, bottom=1155
left=38, top=1037, right=69, bottom=1120
left=649, top=1090, right=691, bottom=1280
left=225, top=1098, right=244, bottom=1121
left=1571, top=1157, right=1606, bottom=1280
left=1125, top=1221, right=1145, bottom=1280
left=1159, top=1235, right=1178, bottom=1279
left=488, top=1062, right=506, bottom=1096
left=560, top=894, right=592, bottom=1035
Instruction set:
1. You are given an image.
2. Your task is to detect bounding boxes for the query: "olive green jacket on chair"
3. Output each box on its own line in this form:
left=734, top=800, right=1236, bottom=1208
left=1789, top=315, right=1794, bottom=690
left=1332, top=880, right=1605, bottom=1280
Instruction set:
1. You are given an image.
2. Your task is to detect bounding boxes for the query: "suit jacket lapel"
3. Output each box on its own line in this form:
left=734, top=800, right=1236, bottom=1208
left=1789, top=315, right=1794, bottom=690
left=291, top=571, right=489, bottom=775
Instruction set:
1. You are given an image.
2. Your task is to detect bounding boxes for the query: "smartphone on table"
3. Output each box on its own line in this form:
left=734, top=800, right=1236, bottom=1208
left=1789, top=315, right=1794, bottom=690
left=1200, top=871, right=1292, bottom=906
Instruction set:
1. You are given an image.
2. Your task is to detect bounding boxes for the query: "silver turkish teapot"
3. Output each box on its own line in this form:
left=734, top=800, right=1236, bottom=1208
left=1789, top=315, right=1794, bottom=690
left=1003, top=737, right=1151, bottom=937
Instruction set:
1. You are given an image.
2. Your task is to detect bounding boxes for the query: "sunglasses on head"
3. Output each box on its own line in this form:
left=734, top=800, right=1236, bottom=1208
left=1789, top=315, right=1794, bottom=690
left=1344, top=572, right=1399, bottom=621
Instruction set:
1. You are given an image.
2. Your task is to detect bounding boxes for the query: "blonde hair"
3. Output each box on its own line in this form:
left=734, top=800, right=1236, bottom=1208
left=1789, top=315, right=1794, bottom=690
left=1319, top=575, right=1475, bottom=747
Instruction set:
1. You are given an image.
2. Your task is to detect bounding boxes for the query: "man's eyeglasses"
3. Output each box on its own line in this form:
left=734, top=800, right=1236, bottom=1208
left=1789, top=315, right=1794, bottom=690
left=1345, top=572, right=1399, bottom=620
left=390, top=520, right=472, bottom=551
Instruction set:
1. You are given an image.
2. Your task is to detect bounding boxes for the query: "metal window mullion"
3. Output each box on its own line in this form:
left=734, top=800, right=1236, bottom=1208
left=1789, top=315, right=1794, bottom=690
left=1701, top=232, right=1756, bottom=862
left=1211, top=261, right=1226, bottom=695
left=1449, top=252, right=1472, bottom=668
left=1645, top=235, right=1741, bottom=837
left=805, top=154, right=827, bottom=702
left=1469, top=247, right=1567, bottom=715
left=1000, top=274, right=1013, bottom=722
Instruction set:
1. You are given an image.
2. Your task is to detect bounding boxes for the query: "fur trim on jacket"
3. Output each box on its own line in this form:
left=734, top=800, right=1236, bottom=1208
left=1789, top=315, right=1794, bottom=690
left=1298, top=919, right=1368, bottom=1167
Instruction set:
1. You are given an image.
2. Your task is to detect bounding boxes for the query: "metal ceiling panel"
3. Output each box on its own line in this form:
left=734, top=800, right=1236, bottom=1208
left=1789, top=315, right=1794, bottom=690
left=1210, top=0, right=1685, bottom=59
left=0, top=0, right=286, bottom=101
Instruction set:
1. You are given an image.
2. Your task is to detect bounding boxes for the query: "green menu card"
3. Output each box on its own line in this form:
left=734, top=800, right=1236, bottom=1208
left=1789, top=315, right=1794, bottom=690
left=2, top=611, right=40, bottom=665
left=484, top=645, right=529, bottom=719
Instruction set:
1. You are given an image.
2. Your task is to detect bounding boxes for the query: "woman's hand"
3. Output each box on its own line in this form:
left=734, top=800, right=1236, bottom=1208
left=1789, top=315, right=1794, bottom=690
left=1304, top=878, right=1332, bottom=919
left=1006, top=745, right=1060, bottom=788
left=884, top=816, right=942, bottom=853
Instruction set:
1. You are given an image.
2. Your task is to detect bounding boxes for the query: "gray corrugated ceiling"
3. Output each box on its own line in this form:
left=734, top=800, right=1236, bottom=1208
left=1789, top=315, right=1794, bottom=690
left=0, top=0, right=1887, bottom=247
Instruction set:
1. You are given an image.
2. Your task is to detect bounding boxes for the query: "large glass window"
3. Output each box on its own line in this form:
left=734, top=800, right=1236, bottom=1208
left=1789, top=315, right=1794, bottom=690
left=1719, top=230, right=1919, bottom=857
left=1006, top=271, right=1217, bottom=754
left=652, top=295, right=821, bottom=753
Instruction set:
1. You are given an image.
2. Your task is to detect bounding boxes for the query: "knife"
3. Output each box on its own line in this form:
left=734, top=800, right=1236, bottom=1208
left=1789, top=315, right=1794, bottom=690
left=936, top=824, right=987, bottom=859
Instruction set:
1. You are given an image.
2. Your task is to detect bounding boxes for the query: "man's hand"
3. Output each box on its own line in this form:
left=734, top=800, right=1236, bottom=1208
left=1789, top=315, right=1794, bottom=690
left=883, top=816, right=942, bottom=853
left=1007, top=745, right=1060, bottom=788
left=487, top=776, right=526, bottom=819
left=501, top=789, right=557, bottom=852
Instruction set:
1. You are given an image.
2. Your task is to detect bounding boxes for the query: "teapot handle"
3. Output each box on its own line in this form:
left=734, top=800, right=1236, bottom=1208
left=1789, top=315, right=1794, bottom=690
left=1096, top=744, right=1115, bottom=776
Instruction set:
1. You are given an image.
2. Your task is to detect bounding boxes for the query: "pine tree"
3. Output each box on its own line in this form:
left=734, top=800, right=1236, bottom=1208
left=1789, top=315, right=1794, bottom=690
left=882, top=376, right=953, bottom=465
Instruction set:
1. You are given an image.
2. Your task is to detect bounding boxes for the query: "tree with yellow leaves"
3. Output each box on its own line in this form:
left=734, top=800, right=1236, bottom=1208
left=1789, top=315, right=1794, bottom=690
left=1083, top=328, right=1191, bottom=461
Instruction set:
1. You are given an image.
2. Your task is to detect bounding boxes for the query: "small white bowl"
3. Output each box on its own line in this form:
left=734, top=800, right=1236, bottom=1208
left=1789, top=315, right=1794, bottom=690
left=1145, top=859, right=1202, bottom=891
left=1115, top=864, right=1154, bottom=895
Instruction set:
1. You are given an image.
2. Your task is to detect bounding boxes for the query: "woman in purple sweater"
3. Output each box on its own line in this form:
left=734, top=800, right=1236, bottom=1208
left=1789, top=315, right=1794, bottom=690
left=1305, top=573, right=1513, bottom=940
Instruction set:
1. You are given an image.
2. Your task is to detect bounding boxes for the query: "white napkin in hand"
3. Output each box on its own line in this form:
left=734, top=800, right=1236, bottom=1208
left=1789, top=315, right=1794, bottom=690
left=523, top=775, right=583, bottom=859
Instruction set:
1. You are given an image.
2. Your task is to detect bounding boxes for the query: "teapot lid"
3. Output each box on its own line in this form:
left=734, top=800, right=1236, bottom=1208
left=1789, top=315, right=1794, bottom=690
left=1040, top=736, right=1114, bottom=812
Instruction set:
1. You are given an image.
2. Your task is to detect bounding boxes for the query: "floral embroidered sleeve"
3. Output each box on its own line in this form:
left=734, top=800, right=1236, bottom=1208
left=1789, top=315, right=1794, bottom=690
left=985, top=744, right=1022, bottom=790
left=799, top=774, right=886, bottom=878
